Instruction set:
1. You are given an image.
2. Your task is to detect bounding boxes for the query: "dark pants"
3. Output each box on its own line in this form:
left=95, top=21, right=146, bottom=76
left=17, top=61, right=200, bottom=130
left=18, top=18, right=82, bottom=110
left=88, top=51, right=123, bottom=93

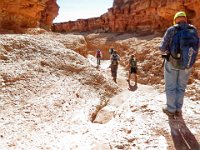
left=97, top=57, right=101, bottom=65
left=111, top=65, right=118, bottom=78
left=130, top=67, right=137, bottom=74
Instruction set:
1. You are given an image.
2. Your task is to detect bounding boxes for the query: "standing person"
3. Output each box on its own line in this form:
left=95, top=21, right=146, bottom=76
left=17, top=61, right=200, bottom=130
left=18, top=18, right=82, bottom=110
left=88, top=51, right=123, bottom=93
left=108, top=48, right=114, bottom=68
left=160, top=11, right=199, bottom=116
left=110, top=50, right=120, bottom=83
left=127, top=54, right=137, bottom=86
left=109, top=48, right=114, bottom=56
left=95, top=49, right=102, bottom=66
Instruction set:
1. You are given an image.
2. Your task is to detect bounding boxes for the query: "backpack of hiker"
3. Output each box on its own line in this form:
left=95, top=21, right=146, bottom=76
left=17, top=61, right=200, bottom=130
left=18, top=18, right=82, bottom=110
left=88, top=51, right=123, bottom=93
left=111, top=53, right=119, bottom=66
left=96, top=49, right=102, bottom=58
left=169, top=24, right=199, bottom=69
left=130, top=58, right=137, bottom=68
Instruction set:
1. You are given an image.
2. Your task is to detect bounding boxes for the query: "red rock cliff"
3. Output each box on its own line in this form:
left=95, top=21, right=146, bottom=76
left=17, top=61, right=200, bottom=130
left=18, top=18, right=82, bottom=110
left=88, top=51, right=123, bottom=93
left=0, top=0, right=59, bottom=33
left=53, top=0, right=200, bottom=33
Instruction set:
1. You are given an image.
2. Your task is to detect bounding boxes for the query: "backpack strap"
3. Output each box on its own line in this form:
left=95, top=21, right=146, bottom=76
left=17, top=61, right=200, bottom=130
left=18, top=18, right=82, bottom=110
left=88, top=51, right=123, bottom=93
left=169, top=25, right=182, bottom=60
left=112, top=54, right=117, bottom=60
left=111, top=54, right=119, bottom=65
left=169, top=25, right=180, bottom=46
left=188, top=24, right=197, bottom=30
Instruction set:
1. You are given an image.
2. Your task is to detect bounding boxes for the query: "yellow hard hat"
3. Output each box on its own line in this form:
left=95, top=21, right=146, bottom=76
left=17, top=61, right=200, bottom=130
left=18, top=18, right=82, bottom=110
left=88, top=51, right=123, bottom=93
left=173, top=11, right=187, bottom=24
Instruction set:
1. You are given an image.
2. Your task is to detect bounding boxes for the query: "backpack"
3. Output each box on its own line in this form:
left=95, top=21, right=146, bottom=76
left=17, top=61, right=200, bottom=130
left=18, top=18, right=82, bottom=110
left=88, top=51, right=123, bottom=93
left=130, top=59, right=137, bottom=68
left=96, top=50, right=101, bottom=57
left=111, top=54, right=118, bottom=65
left=169, top=24, right=199, bottom=69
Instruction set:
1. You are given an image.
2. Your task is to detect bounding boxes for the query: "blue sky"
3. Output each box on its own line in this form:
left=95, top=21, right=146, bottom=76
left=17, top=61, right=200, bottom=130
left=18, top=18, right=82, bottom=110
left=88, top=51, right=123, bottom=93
left=53, top=0, right=113, bottom=23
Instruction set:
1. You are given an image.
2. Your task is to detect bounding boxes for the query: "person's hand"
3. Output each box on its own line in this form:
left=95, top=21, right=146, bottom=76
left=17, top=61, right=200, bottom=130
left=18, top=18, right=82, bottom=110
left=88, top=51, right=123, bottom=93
left=162, top=54, right=168, bottom=58
left=161, top=51, right=168, bottom=58
left=161, top=52, right=170, bottom=61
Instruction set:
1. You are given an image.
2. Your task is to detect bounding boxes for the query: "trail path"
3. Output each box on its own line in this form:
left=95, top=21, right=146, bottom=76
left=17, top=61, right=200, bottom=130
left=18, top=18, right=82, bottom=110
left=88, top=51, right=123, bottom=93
left=92, top=59, right=200, bottom=149
left=0, top=55, right=199, bottom=150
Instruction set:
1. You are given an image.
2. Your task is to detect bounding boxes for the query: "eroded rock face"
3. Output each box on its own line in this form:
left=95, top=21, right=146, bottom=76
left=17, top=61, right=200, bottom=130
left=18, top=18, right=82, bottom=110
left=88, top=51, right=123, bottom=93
left=0, top=0, right=59, bottom=33
left=53, top=0, right=200, bottom=33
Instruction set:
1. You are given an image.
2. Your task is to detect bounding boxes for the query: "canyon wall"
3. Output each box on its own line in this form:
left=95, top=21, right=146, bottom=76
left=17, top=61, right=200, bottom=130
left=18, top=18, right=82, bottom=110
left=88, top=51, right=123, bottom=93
left=0, top=0, right=59, bottom=33
left=53, top=0, right=200, bottom=33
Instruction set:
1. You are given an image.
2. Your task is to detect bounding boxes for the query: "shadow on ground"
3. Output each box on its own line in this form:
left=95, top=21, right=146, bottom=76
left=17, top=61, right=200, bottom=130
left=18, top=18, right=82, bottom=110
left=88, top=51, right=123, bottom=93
left=168, top=116, right=200, bottom=150
left=128, top=82, right=138, bottom=92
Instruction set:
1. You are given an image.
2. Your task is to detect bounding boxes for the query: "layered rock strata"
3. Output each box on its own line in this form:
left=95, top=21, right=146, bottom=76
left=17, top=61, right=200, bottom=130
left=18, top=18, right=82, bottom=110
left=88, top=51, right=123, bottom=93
left=53, top=0, right=200, bottom=33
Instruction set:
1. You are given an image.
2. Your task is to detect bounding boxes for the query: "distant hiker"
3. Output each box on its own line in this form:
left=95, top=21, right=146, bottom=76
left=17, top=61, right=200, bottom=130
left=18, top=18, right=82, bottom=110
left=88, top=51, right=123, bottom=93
left=95, top=49, right=102, bottom=66
left=110, top=50, right=120, bottom=83
left=109, top=48, right=114, bottom=55
left=160, top=11, right=199, bottom=116
left=108, top=48, right=114, bottom=68
left=127, top=54, right=137, bottom=86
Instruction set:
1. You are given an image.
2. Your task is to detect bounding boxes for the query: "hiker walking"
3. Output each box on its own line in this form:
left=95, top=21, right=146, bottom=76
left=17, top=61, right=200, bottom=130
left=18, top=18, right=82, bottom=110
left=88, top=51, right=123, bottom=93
left=109, top=48, right=114, bottom=55
left=108, top=48, right=114, bottom=68
left=95, top=49, right=102, bottom=66
left=110, top=50, right=120, bottom=83
left=160, top=11, right=199, bottom=116
left=127, top=54, right=137, bottom=86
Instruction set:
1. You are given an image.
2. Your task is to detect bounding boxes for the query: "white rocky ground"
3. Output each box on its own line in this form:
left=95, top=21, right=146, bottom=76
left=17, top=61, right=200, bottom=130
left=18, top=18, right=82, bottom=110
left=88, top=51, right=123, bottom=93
left=0, top=34, right=200, bottom=150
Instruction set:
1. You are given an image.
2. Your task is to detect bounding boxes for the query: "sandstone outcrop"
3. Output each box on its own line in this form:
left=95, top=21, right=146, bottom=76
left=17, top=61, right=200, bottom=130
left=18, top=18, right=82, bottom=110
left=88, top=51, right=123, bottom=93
left=0, top=0, right=59, bottom=33
left=53, top=0, right=200, bottom=33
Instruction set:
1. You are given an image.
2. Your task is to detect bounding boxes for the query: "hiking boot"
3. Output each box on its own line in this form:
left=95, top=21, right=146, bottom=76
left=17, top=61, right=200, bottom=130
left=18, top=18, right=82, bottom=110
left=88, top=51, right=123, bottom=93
left=175, top=110, right=182, bottom=116
left=113, top=78, right=117, bottom=83
left=162, top=107, right=175, bottom=116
